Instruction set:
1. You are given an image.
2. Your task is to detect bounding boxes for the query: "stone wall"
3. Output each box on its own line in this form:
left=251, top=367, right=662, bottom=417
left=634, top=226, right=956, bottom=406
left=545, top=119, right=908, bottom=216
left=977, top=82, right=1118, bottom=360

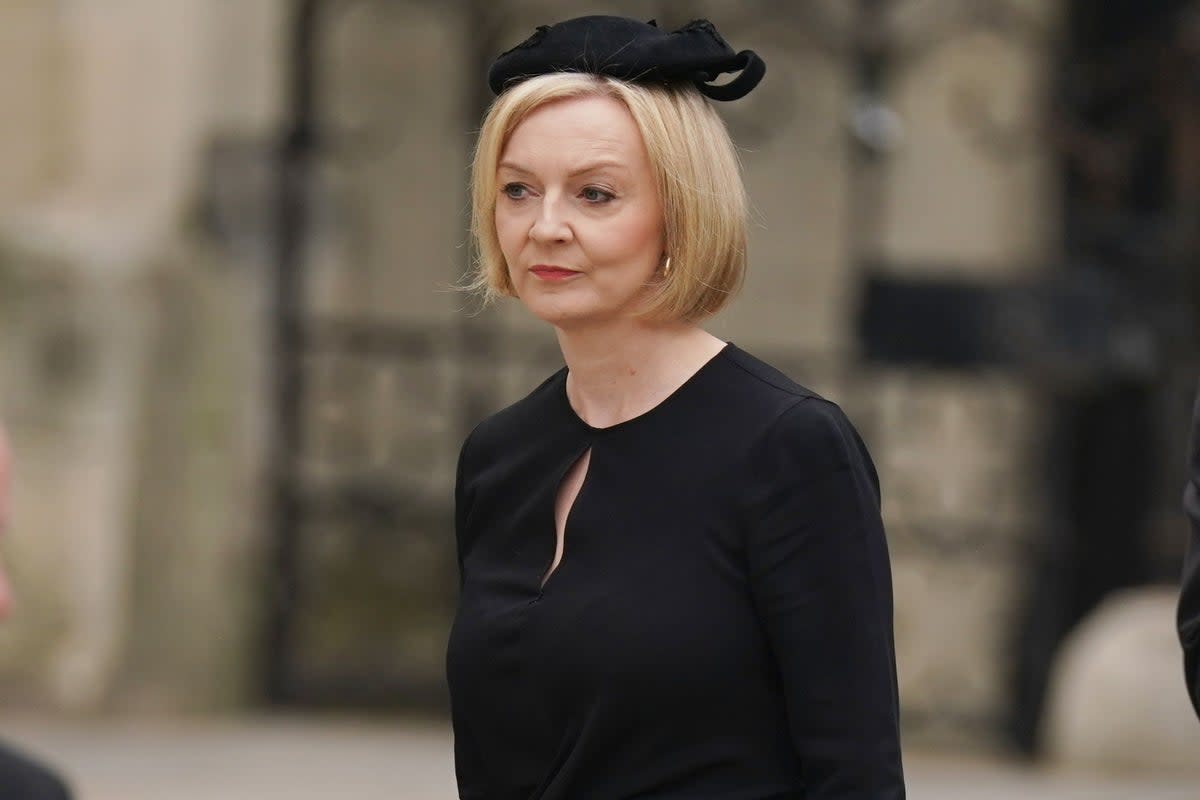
left=0, top=0, right=277, bottom=710
left=0, top=0, right=1070, bottom=751
left=846, top=0, right=1062, bottom=746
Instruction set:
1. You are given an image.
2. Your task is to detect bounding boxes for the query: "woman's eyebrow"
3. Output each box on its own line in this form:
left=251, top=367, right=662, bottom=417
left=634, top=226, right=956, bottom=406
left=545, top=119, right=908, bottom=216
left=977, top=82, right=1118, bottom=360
left=567, top=159, right=626, bottom=177
left=497, top=160, right=628, bottom=177
left=497, top=161, right=533, bottom=175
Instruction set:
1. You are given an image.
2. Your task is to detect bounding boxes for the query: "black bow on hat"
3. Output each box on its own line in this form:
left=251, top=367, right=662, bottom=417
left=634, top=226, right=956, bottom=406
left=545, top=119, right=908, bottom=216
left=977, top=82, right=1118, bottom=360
left=488, top=16, right=766, bottom=101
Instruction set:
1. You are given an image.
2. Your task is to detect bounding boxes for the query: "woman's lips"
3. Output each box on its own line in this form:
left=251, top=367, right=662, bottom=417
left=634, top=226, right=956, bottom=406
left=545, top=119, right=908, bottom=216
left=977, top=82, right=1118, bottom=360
left=530, top=266, right=579, bottom=281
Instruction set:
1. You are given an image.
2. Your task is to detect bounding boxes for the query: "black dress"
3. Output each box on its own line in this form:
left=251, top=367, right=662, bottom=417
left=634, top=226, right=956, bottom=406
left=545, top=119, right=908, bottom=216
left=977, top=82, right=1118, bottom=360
left=446, top=343, right=905, bottom=799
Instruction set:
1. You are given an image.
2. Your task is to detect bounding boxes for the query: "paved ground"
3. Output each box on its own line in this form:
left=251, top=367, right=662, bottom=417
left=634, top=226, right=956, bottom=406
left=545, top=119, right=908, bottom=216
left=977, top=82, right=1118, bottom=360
left=2, top=715, right=1197, bottom=800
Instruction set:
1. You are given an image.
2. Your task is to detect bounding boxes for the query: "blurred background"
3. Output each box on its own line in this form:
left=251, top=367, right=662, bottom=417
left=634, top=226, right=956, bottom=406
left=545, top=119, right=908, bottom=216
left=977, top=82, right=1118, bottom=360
left=0, top=0, right=1198, bottom=797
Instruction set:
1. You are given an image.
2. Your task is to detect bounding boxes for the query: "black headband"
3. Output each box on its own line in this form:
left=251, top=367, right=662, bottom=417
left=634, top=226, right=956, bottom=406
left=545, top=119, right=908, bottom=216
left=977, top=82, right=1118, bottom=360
left=488, top=16, right=766, bottom=102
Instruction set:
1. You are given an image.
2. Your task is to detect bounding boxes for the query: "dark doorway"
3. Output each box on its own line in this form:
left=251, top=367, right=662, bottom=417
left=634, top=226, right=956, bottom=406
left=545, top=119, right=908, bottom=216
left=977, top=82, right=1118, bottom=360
left=1008, top=0, right=1200, bottom=755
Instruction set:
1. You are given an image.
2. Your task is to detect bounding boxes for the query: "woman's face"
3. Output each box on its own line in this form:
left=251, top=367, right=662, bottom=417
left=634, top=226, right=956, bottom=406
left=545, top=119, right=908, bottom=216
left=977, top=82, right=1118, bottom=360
left=495, top=94, right=666, bottom=329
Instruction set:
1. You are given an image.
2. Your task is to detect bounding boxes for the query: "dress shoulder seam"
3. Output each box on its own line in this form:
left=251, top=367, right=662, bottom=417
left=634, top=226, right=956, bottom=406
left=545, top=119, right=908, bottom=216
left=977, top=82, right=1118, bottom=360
left=724, top=350, right=823, bottom=401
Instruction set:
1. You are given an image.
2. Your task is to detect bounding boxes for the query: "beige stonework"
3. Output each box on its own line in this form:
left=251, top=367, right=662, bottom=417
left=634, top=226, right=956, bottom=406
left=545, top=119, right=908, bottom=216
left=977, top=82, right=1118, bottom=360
left=0, top=251, right=153, bottom=710
left=0, top=2, right=62, bottom=211
left=2, top=0, right=211, bottom=271
left=0, top=0, right=270, bottom=710
left=879, top=0, right=1060, bottom=277
left=892, top=552, right=1022, bottom=737
left=0, top=0, right=1082, bottom=752
left=205, top=0, right=288, bottom=137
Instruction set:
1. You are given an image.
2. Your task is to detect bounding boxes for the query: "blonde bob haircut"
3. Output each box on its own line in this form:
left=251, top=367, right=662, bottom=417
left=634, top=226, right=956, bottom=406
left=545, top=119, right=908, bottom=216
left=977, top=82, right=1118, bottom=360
left=468, top=72, right=749, bottom=323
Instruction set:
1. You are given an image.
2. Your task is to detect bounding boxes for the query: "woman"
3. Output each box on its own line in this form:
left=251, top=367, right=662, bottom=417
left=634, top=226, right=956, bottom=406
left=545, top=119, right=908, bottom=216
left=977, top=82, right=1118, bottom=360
left=446, top=15, right=905, bottom=799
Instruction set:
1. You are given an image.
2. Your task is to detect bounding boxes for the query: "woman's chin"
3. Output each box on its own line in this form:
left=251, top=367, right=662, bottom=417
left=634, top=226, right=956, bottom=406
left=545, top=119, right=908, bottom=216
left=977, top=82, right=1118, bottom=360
left=526, top=305, right=595, bottom=328
left=517, top=290, right=653, bottom=330
left=518, top=294, right=600, bottom=327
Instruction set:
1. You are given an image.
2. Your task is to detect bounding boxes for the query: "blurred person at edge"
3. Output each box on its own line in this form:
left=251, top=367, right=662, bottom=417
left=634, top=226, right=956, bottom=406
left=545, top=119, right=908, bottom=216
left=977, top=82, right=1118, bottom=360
left=0, top=423, right=74, bottom=800
left=444, top=15, right=904, bottom=800
left=1180, top=384, right=1200, bottom=718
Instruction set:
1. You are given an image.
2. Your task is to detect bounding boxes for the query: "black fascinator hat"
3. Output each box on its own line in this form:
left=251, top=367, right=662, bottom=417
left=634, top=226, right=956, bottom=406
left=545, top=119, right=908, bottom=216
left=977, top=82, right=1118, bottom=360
left=488, top=16, right=765, bottom=102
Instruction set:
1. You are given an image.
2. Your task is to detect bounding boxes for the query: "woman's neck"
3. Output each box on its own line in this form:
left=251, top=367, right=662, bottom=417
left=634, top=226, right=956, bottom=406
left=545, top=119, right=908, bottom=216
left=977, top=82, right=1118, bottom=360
left=556, top=319, right=726, bottom=429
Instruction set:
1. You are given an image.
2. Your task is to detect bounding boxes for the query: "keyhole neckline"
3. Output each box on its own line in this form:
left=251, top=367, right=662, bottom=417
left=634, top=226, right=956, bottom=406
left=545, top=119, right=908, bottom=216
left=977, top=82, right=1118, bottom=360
left=559, top=341, right=733, bottom=435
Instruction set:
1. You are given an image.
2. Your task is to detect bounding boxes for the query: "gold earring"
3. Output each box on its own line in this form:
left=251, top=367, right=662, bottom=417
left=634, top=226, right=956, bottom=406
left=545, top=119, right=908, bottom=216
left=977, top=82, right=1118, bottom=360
left=662, top=256, right=672, bottom=276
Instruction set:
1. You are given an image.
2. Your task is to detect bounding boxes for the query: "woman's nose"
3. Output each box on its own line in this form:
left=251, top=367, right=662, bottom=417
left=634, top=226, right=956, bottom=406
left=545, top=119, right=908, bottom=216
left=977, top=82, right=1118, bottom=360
left=529, top=196, right=573, bottom=244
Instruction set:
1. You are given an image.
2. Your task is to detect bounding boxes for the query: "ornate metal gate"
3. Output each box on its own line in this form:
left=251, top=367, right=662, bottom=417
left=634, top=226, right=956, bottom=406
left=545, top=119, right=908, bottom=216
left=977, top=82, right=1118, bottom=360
left=260, top=0, right=578, bottom=709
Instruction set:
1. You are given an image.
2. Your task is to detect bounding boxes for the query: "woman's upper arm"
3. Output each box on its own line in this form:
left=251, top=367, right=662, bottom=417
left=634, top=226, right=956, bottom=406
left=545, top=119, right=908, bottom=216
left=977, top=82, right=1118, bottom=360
left=745, top=398, right=905, bottom=798
left=454, top=427, right=481, bottom=588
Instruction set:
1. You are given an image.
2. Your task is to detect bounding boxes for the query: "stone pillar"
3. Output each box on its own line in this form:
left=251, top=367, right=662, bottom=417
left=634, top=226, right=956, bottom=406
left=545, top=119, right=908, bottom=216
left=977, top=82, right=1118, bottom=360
left=0, top=1, right=62, bottom=210
left=0, top=246, right=158, bottom=710
left=0, top=0, right=232, bottom=710
left=2, top=0, right=210, bottom=268
left=862, top=0, right=1062, bottom=747
left=25, top=272, right=154, bottom=710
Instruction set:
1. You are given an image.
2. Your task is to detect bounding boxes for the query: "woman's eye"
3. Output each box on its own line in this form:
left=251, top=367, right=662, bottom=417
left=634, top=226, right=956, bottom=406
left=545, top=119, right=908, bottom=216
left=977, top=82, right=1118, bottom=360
left=502, top=183, right=528, bottom=199
left=581, top=187, right=614, bottom=204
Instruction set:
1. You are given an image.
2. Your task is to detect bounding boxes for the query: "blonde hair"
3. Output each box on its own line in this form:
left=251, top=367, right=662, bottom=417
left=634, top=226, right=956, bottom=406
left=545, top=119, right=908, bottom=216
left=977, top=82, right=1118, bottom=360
left=467, top=73, right=749, bottom=323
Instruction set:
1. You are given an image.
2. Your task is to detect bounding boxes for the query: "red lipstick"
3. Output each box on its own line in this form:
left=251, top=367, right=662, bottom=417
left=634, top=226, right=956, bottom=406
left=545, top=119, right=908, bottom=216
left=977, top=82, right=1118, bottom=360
left=530, top=265, right=579, bottom=281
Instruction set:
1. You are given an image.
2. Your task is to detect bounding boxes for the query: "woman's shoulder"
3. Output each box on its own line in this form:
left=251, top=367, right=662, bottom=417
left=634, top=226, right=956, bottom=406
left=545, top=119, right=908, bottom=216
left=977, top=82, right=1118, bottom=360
left=720, top=343, right=834, bottom=416
left=458, top=366, right=570, bottom=457
left=721, top=345, right=872, bottom=477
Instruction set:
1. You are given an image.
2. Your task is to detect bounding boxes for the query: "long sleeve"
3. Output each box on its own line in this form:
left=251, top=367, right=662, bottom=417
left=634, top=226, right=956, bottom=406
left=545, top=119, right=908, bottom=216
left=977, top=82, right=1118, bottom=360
left=1179, top=384, right=1200, bottom=718
left=744, top=398, right=905, bottom=798
left=454, top=427, right=480, bottom=590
